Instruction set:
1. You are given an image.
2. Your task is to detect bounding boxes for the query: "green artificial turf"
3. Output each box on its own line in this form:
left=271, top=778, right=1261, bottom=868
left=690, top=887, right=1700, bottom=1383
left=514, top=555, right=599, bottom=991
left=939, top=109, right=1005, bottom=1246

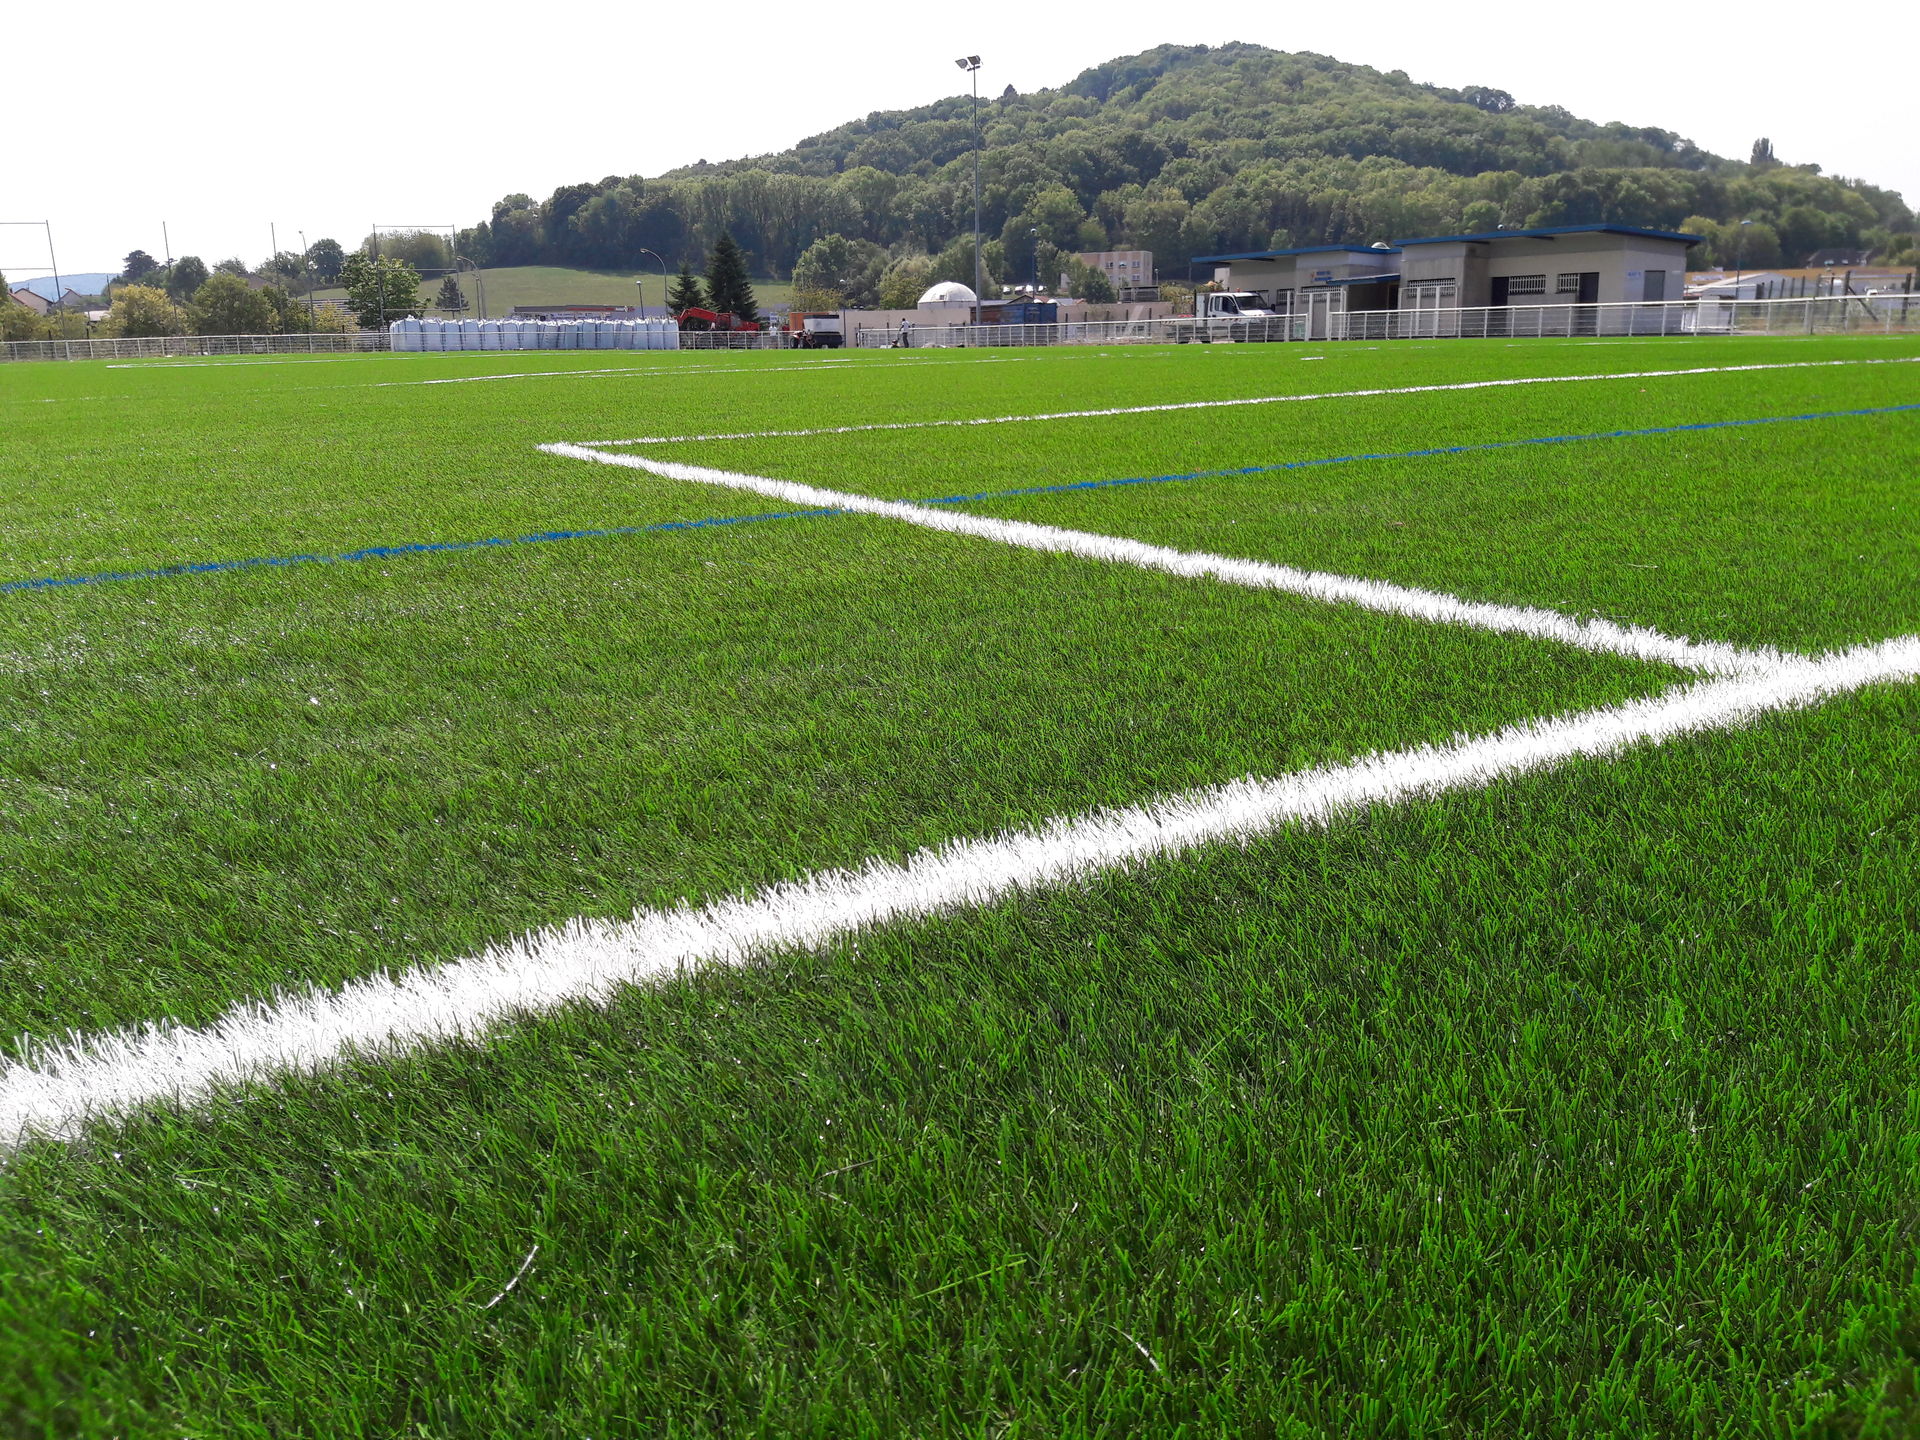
left=0, top=333, right=1916, bottom=1436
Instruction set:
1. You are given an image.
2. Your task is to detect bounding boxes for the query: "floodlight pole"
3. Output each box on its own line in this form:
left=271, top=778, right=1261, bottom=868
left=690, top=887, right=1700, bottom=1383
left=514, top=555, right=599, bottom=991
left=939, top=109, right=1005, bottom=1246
left=299, top=229, right=315, bottom=328
left=455, top=255, right=486, bottom=318
left=44, top=222, right=61, bottom=315
left=956, top=55, right=983, bottom=326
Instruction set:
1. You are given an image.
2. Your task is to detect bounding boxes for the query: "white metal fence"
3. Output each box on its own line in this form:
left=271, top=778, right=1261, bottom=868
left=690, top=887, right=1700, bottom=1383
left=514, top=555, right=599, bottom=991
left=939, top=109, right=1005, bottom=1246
left=10, top=292, right=1915, bottom=363
left=858, top=293, right=1920, bottom=349
left=1, top=331, right=389, bottom=363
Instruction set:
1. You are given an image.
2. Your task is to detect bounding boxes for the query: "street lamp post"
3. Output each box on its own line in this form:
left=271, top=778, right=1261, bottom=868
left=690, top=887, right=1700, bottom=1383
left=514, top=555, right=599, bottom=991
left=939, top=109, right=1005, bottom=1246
left=1734, top=218, right=1756, bottom=295
left=1030, top=226, right=1039, bottom=296
left=955, top=55, right=983, bottom=326
left=636, top=248, right=670, bottom=317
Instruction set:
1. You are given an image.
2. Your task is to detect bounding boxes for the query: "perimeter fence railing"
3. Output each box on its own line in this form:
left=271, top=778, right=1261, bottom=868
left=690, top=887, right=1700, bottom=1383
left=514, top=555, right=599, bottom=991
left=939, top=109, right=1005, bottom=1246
left=1, top=331, right=390, bottom=363
left=11, top=292, right=1916, bottom=364
left=856, top=293, right=1920, bottom=350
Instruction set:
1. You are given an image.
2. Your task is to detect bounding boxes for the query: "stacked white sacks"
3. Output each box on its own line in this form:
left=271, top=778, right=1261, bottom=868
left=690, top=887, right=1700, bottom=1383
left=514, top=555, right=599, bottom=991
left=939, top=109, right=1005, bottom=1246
left=389, top=318, right=681, bottom=351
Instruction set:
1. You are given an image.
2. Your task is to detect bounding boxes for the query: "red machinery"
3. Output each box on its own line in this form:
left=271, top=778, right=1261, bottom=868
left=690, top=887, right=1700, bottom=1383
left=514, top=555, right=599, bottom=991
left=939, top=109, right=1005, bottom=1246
left=674, top=307, right=761, bottom=333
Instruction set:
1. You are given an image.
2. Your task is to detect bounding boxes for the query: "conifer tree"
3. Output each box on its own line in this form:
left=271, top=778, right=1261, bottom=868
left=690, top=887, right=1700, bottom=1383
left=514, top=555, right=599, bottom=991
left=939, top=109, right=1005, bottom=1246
left=435, top=276, right=467, bottom=313
left=703, top=233, right=758, bottom=322
left=667, top=261, right=706, bottom=313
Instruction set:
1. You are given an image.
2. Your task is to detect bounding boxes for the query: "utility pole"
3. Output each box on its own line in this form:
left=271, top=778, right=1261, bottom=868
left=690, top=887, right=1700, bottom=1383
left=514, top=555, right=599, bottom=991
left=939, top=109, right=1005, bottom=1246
left=955, top=55, right=983, bottom=326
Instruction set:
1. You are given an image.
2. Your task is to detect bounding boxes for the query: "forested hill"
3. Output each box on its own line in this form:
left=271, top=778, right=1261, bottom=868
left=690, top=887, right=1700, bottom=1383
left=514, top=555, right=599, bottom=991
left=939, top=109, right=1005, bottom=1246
left=459, top=42, right=1916, bottom=289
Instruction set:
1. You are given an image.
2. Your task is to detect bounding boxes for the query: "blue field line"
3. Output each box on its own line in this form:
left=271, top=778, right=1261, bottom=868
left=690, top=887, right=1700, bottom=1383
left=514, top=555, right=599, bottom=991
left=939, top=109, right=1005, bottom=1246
left=4, top=401, right=1915, bottom=599
left=913, top=401, right=1920, bottom=506
left=0, top=508, right=843, bottom=596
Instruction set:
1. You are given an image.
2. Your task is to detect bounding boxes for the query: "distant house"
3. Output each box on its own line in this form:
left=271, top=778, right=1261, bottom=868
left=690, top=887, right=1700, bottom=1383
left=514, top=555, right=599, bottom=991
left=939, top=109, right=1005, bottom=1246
left=9, top=287, right=52, bottom=315
left=1804, top=247, right=1873, bottom=268
left=1069, top=249, right=1156, bottom=299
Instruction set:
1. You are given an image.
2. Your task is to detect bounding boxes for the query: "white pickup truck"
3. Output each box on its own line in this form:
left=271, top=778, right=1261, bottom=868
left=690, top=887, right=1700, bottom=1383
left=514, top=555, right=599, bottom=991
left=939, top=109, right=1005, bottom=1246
left=1184, top=291, right=1289, bottom=342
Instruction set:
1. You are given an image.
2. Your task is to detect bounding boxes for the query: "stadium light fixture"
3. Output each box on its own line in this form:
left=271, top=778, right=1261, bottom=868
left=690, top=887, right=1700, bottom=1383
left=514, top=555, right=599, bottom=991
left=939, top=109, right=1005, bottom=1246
left=954, top=56, right=984, bottom=324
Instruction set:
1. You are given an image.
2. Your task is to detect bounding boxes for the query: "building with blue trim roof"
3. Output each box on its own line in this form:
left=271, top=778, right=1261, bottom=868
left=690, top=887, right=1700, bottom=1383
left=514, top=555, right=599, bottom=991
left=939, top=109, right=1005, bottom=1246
left=1193, top=225, right=1702, bottom=335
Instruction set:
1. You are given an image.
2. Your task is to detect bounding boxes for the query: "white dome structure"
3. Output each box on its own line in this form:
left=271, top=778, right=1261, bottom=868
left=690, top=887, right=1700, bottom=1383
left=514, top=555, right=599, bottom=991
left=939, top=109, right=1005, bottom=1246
left=917, top=280, right=977, bottom=307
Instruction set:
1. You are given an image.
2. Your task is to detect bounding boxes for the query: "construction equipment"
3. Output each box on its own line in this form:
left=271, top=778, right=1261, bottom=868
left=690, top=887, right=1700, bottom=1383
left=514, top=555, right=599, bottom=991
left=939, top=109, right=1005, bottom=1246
left=674, top=307, right=761, bottom=333
left=787, top=311, right=845, bottom=348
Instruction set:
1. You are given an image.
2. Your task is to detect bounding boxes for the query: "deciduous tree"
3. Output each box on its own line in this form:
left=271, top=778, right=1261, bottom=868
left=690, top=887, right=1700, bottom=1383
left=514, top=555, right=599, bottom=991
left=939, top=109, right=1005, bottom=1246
left=166, top=256, right=208, bottom=300
left=100, top=284, right=189, bottom=338
left=191, top=273, right=278, bottom=335
left=307, top=238, right=346, bottom=284
left=338, top=253, right=424, bottom=329
left=791, top=234, right=886, bottom=308
left=121, top=249, right=159, bottom=282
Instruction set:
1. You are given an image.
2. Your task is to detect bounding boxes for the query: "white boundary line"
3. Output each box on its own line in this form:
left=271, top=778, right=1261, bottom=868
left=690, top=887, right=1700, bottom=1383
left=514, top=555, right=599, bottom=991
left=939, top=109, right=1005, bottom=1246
left=4, top=634, right=1913, bottom=1146
left=570, top=355, right=1920, bottom=446
left=538, top=443, right=1788, bottom=677
left=380, top=356, right=1021, bottom=388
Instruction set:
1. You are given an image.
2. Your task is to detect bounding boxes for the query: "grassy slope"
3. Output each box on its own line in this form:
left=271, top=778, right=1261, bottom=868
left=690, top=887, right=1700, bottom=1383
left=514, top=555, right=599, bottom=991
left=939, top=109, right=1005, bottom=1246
left=308, top=265, right=795, bottom=316
left=0, top=337, right=1916, bottom=1436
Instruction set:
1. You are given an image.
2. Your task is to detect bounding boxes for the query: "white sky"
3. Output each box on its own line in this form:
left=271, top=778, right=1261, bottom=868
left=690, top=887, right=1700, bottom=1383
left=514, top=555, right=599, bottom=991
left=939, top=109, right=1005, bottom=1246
left=6, top=0, right=1907, bottom=279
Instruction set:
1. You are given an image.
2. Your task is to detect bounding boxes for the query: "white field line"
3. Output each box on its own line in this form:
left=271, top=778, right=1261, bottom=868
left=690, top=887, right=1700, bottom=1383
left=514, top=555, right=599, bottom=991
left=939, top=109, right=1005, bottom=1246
left=570, top=355, right=1920, bottom=446
left=380, top=356, right=1020, bottom=388
left=539, top=443, right=1787, bottom=677
left=105, top=356, right=394, bottom=370
left=3, top=633, right=1913, bottom=1148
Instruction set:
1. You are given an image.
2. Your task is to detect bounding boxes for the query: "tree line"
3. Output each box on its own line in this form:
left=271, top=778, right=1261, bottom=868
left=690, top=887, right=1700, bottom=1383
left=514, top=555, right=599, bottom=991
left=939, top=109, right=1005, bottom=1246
left=448, top=43, right=1914, bottom=289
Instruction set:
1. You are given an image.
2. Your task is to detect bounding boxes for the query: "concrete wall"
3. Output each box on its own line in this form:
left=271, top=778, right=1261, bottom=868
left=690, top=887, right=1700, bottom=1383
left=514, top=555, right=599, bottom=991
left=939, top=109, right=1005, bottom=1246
left=840, top=305, right=975, bottom=339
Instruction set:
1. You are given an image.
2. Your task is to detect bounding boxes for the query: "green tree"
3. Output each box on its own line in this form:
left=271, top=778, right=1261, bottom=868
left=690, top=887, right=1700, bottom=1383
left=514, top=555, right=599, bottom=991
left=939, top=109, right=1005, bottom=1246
left=667, top=262, right=706, bottom=312
left=365, top=229, right=451, bottom=270
left=791, top=233, right=886, bottom=308
left=213, top=257, right=251, bottom=278
left=876, top=253, right=934, bottom=308
left=264, top=286, right=314, bottom=333
left=704, top=232, right=758, bottom=322
left=338, top=252, right=423, bottom=328
left=435, top=276, right=468, bottom=313
left=166, top=256, right=208, bottom=300
left=1064, top=259, right=1117, bottom=302
left=100, top=284, right=189, bottom=338
left=929, top=234, right=1002, bottom=296
left=191, top=273, right=278, bottom=335
left=121, top=249, right=160, bottom=282
left=265, top=251, right=307, bottom=285
left=307, top=238, right=346, bottom=284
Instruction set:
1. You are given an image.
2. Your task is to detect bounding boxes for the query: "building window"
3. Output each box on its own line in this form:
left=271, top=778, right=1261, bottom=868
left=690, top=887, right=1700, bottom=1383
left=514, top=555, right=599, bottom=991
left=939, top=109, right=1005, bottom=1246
left=1402, top=283, right=1457, bottom=309
left=1555, top=273, right=1581, bottom=294
left=1505, top=274, right=1546, bottom=295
